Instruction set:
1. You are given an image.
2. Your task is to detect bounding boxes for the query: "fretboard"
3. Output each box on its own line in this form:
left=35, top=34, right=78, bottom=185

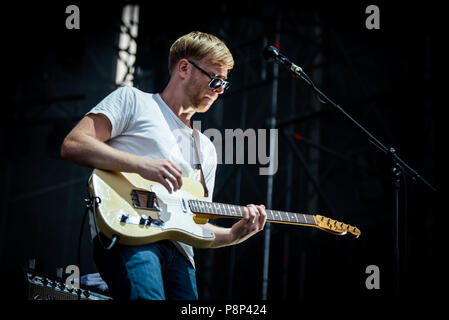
left=188, top=200, right=317, bottom=226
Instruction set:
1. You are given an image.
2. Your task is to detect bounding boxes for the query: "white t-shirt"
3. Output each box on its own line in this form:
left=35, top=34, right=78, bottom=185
left=86, top=85, right=217, bottom=268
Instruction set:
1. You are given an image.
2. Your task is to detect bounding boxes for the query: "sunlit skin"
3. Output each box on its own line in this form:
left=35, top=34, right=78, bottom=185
left=185, top=61, right=228, bottom=112
left=161, top=56, right=229, bottom=128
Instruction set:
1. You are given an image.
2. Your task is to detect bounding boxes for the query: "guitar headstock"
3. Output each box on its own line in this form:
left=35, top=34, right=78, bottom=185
left=315, top=215, right=361, bottom=238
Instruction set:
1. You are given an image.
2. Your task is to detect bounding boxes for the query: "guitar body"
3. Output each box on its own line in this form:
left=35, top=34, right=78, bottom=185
left=88, top=169, right=216, bottom=248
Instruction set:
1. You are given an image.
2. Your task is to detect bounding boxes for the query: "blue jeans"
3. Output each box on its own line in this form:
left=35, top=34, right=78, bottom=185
left=93, top=235, right=198, bottom=300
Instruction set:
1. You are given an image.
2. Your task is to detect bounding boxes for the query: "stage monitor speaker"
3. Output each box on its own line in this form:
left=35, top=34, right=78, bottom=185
left=0, top=265, right=111, bottom=300
left=26, top=272, right=111, bottom=300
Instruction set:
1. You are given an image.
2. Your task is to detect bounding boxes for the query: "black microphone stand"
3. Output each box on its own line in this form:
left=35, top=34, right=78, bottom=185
left=268, top=53, right=437, bottom=296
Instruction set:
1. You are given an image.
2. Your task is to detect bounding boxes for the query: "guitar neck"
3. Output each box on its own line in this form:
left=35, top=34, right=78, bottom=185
left=188, top=200, right=317, bottom=226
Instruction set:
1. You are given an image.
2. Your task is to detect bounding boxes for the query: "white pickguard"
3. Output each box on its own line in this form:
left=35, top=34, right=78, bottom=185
left=148, top=183, right=214, bottom=239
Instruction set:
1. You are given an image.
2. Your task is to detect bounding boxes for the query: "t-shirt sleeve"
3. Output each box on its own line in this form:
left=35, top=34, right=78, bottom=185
left=86, top=86, right=136, bottom=138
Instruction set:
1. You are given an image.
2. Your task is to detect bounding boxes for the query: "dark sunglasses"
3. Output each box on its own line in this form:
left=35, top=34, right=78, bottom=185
left=188, top=60, right=230, bottom=91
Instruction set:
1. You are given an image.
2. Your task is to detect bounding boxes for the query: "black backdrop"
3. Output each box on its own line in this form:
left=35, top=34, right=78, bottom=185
left=1, top=0, right=442, bottom=306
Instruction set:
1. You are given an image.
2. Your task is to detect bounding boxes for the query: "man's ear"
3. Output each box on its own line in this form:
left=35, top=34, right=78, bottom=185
left=177, top=58, right=190, bottom=79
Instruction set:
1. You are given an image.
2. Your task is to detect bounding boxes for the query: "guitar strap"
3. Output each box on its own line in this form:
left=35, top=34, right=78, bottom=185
left=192, top=128, right=209, bottom=198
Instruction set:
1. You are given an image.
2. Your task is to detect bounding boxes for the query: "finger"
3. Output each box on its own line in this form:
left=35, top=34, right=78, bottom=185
left=163, top=170, right=181, bottom=192
left=242, top=206, right=249, bottom=220
left=165, top=164, right=183, bottom=189
left=257, top=205, right=267, bottom=229
left=171, top=169, right=183, bottom=189
left=158, top=174, right=173, bottom=193
left=167, top=160, right=182, bottom=174
left=246, top=204, right=257, bottom=224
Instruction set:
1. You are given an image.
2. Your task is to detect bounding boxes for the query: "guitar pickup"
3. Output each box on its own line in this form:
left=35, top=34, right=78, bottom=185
left=131, top=190, right=160, bottom=211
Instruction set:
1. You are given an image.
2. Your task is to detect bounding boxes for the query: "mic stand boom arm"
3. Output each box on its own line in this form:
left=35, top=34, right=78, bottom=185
left=267, top=50, right=437, bottom=296
left=290, top=65, right=436, bottom=193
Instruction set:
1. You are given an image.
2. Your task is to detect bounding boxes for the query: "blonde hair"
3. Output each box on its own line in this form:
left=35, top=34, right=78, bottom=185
left=168, top=31, right=234, bottom=75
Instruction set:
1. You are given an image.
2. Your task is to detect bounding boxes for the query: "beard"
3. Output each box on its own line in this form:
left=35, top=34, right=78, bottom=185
left=185, top=77, right=215, bottom=112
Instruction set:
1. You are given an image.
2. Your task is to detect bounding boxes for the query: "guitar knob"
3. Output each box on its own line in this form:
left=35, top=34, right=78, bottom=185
left=120, top=213, right=129, bottom=223
left=139, top=215, right=148, bottom=225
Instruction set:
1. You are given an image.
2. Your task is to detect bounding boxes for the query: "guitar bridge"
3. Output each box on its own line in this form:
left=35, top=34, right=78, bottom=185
left=131, top=190, right=160, bottom=211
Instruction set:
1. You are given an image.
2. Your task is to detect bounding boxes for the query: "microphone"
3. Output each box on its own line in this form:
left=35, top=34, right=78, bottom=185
left=263, top=45, right=305, bottom=78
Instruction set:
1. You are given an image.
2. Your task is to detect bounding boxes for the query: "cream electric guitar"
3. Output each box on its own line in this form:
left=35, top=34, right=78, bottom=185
left=88, top=169, right=361, bottom=248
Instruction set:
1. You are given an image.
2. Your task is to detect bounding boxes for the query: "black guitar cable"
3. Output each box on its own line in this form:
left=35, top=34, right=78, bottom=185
left=88, top=195, right=119, bottom=251
left=76, top=197, right=90, bottom=300
left=76, top=193, right=118, bottom=300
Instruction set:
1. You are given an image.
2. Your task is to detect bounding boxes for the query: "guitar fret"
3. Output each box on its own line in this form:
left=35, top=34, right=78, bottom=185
left=279, top=211, right=284, bottom=221
left=217, top=203, right=223, bottom=215
left=280, top=211, right=285, bottom=222
left=213, top=202, right=220, bottom=215
left=188, top=200, right=317, bottom=226
left=266, top=210, right=314, bottom=225
left=294, top=213, right=299, bottom=223
left=220, top=203, right=226, bottom=215
left=190, top=200, right=197, bottom=212
left=308, top=214, right=317, bottom=225
left=229, top=204, right=236, bottom=216
left=303, top=214, right=308, bottom=224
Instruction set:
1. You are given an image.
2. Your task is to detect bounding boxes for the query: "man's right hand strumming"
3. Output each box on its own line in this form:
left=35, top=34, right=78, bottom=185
left=61, top=113, right=182, bottom=193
